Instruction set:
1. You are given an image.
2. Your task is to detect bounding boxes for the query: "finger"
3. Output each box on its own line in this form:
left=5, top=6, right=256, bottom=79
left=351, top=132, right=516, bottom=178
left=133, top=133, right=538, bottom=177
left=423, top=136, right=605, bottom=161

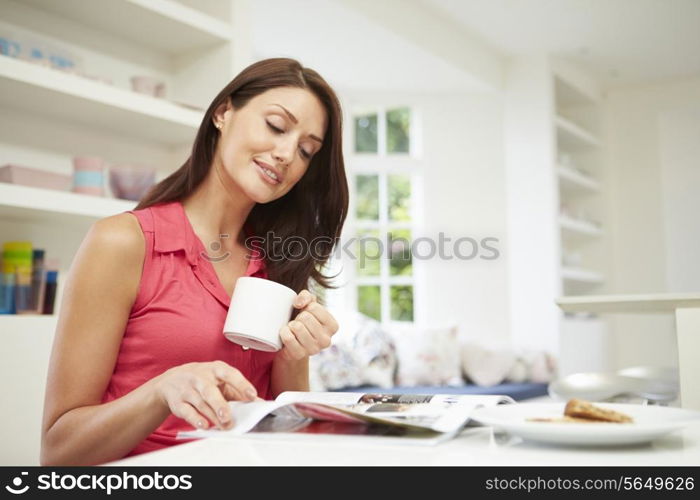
left=304, top=302, right=339, bottom=333
left=212, top=361, right=258, bottom=401
left=279, top=324, right=306, bottom=360
left=197, top=383, right=235, bottom=429
left=296, top=310, right=326, bottom=344
left=288, top=319, right=320, bottom=355
left=182, top=389, right=221, bottom=429
left=293, top=289, right=317, bottom=309
left=172, top=402, right=210, bottom=430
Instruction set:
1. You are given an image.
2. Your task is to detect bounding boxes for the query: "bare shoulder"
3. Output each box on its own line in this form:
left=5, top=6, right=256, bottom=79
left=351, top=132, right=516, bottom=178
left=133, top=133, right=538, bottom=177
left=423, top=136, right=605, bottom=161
left=66, top=212, right=146, bottom=297
left=80, top=212, right=145, bottom=265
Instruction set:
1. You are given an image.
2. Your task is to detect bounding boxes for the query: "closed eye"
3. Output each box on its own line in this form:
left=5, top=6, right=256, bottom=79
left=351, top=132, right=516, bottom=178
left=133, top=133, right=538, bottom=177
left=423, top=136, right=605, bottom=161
left=266, top=121, right=284, bottom=134
left=267, top=121, right=313, bottom=160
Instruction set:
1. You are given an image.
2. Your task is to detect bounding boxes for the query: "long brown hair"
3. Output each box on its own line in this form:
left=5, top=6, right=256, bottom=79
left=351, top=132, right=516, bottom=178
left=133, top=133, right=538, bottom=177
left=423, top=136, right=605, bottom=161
left=136, top=58, right=348, bottom=294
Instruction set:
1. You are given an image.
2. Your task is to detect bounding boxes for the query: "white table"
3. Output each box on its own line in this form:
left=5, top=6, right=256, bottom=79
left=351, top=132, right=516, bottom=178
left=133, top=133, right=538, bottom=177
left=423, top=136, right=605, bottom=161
left=108, top=423, right=700, bottom=466
left=557, top=293, right=700, bottom=410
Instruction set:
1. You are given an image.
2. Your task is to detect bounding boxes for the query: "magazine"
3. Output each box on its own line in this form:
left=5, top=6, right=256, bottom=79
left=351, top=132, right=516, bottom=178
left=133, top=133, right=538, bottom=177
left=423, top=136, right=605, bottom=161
left=178, top=391, right=515, bottom=445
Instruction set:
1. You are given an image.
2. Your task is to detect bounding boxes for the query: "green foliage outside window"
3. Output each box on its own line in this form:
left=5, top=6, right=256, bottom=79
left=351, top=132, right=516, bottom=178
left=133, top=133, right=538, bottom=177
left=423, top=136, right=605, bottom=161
left=390, top=285, right=413, bottom=321
left=354, top=114, right=378, bottom=153
left=386, top=108, right=410, bottom=153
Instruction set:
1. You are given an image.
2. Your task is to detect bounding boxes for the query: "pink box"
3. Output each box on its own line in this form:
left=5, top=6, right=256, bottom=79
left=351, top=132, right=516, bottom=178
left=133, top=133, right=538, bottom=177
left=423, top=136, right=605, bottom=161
left=0, top=164, right=71, bottom=191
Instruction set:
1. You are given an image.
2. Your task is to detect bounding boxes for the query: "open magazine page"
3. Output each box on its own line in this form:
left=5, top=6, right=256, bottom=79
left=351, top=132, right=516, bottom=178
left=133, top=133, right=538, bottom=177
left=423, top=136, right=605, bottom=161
left=284, top=393, right=515, bottom=434
left=178, top=392, right=514, bottom=442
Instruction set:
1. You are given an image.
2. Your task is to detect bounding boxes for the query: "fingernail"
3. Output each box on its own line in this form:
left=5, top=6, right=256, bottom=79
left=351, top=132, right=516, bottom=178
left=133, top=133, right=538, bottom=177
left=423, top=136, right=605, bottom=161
left=197, top=420, right=205, bottom=428
left=246, top=388, right=257, bottom=399
left=218, top=408, right=228, bottom=421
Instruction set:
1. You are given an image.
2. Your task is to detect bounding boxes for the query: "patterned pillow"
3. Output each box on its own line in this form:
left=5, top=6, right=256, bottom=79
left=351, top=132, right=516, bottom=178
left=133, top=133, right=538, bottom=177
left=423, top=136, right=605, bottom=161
left=390, top=324, right=463, bottom=387
left=309, top=344, right=363, bottom=391
left=310, top=310, right=397, bottom=390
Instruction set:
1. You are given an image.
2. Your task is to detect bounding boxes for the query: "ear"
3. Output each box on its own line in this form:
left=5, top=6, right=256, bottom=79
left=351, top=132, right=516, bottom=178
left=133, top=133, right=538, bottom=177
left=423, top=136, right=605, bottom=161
left=212, top=98, right=233, bottom=127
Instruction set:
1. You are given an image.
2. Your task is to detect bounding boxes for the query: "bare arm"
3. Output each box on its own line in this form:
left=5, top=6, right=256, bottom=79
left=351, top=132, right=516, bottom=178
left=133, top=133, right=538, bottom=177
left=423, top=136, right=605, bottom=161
left=41, top=213, right=260, bottom=466
left=269, top=290, right=340, bottom=398
left=270, top=357, right=310, bottom=399
left=40, top=213, right=169, bottom=465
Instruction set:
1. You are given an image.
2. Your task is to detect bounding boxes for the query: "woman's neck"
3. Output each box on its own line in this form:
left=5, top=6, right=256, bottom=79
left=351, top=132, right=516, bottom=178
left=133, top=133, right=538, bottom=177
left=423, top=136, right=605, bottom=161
left=182, top=161, right=255, bottom=247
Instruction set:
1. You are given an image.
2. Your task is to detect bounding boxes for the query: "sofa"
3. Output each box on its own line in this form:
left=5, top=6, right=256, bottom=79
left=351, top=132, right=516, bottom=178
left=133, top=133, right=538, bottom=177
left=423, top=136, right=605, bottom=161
left=310, top=310, right=555, bottom=402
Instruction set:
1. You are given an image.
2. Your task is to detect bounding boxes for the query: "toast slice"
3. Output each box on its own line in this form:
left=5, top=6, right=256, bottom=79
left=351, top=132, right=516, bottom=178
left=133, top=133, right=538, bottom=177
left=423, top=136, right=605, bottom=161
left=564, top=398, right=634, bottom=423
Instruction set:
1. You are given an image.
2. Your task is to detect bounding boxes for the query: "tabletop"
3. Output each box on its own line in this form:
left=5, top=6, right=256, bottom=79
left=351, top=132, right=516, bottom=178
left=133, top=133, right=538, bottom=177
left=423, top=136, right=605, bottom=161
left=108, top=422, right=700, bottom=466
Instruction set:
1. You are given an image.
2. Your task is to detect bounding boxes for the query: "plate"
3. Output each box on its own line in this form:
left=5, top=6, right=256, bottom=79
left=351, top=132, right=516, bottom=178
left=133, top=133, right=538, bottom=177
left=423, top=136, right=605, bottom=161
left=471, top=403, right=700, bottom=446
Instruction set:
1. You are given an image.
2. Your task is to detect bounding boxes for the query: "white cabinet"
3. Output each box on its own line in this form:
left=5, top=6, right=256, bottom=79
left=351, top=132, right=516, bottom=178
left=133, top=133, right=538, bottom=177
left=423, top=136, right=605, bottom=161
left=0, top=0, right=249, bottom=465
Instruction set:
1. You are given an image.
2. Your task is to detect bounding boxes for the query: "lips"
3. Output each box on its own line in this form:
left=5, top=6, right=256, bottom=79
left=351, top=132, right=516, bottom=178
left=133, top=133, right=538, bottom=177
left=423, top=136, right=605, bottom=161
left=253, top=159, right=284, bottom=185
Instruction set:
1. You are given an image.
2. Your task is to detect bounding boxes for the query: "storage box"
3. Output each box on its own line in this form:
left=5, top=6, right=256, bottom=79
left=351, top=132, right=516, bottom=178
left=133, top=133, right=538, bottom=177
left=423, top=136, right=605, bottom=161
left=0, top=164, right=71, bottom=191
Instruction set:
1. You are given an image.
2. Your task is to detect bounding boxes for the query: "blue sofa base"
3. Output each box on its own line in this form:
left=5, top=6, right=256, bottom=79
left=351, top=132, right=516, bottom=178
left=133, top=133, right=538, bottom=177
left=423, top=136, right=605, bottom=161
left=336, top=382, right=549, bottom=401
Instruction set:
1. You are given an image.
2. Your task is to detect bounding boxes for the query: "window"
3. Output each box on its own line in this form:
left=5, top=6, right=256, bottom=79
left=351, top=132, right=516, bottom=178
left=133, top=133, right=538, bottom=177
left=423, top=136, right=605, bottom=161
left=345, top=106, right=421, bottom=325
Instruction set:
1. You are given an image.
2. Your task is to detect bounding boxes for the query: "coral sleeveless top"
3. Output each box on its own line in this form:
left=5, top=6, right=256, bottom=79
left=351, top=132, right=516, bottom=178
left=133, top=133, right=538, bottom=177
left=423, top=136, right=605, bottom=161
left=101, top=201, right=276, bottom=457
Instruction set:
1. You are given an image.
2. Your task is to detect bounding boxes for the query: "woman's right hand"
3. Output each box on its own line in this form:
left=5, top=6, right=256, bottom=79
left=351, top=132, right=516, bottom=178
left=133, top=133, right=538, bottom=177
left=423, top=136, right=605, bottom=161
left=154, top=361, right=259, bottom=430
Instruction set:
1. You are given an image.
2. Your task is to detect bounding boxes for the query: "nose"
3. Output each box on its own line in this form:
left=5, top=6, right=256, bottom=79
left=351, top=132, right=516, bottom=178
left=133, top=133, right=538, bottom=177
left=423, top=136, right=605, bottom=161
left=272, top=137, right=295, bottom=167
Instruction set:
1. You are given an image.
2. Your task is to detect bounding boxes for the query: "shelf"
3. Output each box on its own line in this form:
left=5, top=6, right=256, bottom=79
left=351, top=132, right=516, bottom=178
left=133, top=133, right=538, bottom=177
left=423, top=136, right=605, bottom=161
left=23, top=0, right=233, bottom=54
left=554, top=74, right=597, bottom=107
left=0, top=56, right=202, bottom=146
left=561, top=267, right=605, bottom=284
left=557, top=166, right=600, bottom=193
left=0, top=183, right=135, bottom=222
left=0, top=314, right=58, bottom=331
left=557, top=293, right=700, bottom=314
left=555, top=115, right=600, bottom=150
left=559, top=215, right=602, bottom=237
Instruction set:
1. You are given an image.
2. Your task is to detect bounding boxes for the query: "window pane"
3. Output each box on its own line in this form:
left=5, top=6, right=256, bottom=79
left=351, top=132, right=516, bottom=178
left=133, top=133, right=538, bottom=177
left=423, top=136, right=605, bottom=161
left=390, top=285, right=413, bottom=321
left=388, top=174, right=411, bottom=222
left=355, top=175, right=379, bottom=220
left=358, top=285, right=381, bottom=321
left=386, top=108, right=410, bottom=153
left=389, top=229, right=412, bottom=276
left=356, top=229, right=381, bottom=277
left=354, top=114, right=378, bottom=153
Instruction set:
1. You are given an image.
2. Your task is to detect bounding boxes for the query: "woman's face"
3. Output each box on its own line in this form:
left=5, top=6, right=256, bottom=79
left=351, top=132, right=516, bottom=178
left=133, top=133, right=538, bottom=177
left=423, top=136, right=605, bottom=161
left=213, top=86, right=327, bottom=204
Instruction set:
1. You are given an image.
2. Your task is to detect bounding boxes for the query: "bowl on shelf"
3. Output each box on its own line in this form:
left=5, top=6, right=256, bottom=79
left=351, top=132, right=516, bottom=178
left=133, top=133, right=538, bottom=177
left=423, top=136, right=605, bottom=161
left=108, top=166, right=156, bottom=201
left=72, top=156, right=105, bottom=196
left=130, top=76, right=166, bottom=98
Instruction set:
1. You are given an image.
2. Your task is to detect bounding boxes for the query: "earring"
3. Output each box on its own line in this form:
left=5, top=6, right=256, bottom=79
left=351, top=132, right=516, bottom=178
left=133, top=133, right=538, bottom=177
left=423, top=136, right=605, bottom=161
left=215, top=122, right=222, bottom=129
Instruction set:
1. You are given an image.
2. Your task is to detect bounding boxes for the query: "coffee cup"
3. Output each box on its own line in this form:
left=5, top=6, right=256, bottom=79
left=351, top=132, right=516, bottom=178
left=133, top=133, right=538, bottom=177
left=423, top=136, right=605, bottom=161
left=223, top=277, right=297, bottom=352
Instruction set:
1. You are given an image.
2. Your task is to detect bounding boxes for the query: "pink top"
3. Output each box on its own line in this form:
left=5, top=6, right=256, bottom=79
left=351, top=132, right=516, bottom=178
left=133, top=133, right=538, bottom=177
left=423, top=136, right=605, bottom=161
left=101, top=201, right=276, bottom=458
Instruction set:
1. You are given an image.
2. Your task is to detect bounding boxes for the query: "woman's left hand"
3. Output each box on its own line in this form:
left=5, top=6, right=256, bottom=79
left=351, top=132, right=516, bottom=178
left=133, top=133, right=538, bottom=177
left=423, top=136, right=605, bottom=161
left=278, top=290, right=339, bottom=362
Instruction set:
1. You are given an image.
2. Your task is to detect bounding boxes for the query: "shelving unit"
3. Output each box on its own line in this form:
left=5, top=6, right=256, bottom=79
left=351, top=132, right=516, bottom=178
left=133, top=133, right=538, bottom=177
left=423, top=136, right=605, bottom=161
left=551, top=59, right=614, bottom=380
left=23, top=0, right=234, bottom=53
left=0, top=0, right=248, bottom=465
left=559, top=214, right=602, bottom=237
left=0, top=183, right=135, bottom=222
left=557, top=165, right=600, bottom=193
left=553, top=62, right=608, bottom=298
left=0, top=56, right=202, bottom=145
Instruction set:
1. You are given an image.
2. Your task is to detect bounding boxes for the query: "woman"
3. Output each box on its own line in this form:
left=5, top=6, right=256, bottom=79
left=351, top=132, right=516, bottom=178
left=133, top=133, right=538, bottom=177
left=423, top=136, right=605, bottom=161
left=40, top=58, right=348, bottom=465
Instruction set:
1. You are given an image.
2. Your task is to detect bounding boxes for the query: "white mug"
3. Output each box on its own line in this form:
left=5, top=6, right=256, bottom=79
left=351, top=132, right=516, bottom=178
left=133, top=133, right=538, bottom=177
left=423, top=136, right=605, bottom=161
left=223, top=277, right=297, bottom=352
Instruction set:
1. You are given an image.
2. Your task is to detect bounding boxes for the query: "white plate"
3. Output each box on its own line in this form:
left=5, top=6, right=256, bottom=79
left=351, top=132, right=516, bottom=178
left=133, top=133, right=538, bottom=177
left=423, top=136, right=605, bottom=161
left=471, top=403, right=700, bottom=446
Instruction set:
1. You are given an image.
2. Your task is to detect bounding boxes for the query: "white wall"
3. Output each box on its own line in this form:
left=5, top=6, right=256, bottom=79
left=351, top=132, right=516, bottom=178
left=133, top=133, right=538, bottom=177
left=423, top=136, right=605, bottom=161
left=503, top=56, right=561, bottom=353
left=605, top=77, right=700, bottom=370
left=340, top=89, right=509, bottom=344
left=420, top=91, right=509, bottom=344
left=659, top=108, right=700, bottom=292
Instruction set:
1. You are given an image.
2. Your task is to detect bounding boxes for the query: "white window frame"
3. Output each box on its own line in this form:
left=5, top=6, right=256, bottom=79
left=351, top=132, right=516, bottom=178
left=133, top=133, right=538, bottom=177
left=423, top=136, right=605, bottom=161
left=326, top=104, right=424, bottom=327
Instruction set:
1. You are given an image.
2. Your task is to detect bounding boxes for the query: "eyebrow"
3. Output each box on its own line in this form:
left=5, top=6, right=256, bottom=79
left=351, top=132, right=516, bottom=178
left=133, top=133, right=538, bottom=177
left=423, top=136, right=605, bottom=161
left=271, top=103, right=324, bottom=144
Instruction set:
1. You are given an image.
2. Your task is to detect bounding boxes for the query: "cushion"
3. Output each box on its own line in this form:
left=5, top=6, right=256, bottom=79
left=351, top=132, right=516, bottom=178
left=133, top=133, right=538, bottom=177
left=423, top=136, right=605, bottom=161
left=390, top=324, right=463, bottom=387
left=461, top=341, right=516, bottom=387
left=310, top=311, right=397, bottom=390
